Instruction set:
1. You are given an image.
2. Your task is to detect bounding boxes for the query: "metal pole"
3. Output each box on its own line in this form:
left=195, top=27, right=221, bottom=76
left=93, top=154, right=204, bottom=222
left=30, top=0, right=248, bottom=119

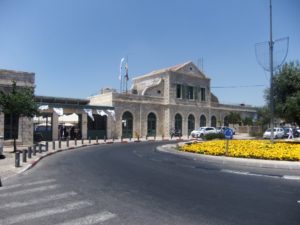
left=33, top=145, right=36, bottom=156
left=28, top=146, right=32, bottom=159
left=15, top=151, right=20, bottom=167
left=22, top=150, right=27, bottom=163
left=269, top=0, right=275, bottom=143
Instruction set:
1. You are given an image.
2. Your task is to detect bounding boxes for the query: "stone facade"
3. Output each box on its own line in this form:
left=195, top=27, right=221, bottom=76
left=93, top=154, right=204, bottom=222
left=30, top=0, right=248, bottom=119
left=0, top=69, right=35, bottom=145
left=89, top=62, right=257, bottom=138
left=0, top=62, right=257, bottom=144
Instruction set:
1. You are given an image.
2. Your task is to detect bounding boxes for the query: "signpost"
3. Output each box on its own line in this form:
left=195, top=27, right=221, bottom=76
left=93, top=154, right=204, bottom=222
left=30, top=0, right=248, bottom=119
left=224, top=128, right=233, bottom=156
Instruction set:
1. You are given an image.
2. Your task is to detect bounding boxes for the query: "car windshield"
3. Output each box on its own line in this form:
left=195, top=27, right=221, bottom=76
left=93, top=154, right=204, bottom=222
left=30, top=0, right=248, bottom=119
left=266, top=128, right=277, bottom=132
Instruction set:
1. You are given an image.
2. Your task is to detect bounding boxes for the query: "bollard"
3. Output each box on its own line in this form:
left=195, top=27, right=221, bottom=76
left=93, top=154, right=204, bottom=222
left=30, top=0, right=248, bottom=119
left=33, top=145, right=36, bottom=156
left=112, top=137, right=115, bottom=142
left=75, top=138, right=77, bottom=146
left=28, top=146, right=32, bottom=159
left=22, top=149, right=27, bottom=163
left=81, top=138, right=84, bottom=145
left=39, top=144, right=42, bottom=153
left=104, top=136, right=107, bottom=143
left=121, top=136, right=123, bottom=142
left=59, top=139, right=61, bottom=149
left=162, top=135, right=164, bottom=140
left=154, top=135, right=156, bottom=141
left=96, top=136, right=98, bottom=144
left=52, top=141, right=55, bottom=150
left=89, top=137, right=91, bottom=144
left=67, top=138, right=69, bottom=148
left=129, top=136, right=132, bottom=141
left=46, top=141, right=49, bottom=151
left=15, top=151, right=21, bottom=167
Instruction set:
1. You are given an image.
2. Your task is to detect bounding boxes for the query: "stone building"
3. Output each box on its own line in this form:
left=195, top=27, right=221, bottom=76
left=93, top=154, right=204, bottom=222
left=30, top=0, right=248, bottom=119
left=0, top=69, right=35, bottom=145
left=89, top=62, right=257, bottom=138
left=0, top=62, right=257, bottom=145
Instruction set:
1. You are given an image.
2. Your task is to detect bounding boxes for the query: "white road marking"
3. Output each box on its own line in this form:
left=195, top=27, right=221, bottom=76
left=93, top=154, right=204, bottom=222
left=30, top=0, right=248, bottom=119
left=0, top=201, right=93, bottom=225
left=297, top=200, right=300, bottom=204
left=0, top=179, right=56, bottom=191
left=54, top=211, right=117, bottom=225
left=221, top=169, right=249, bottom=175
left=283, top=175, right=300, bottom=181
left=0, top=184, right=58, bottom=197
left=221, top=169, right=281, bottom=179
left=0, top=191, right=77, bottom=209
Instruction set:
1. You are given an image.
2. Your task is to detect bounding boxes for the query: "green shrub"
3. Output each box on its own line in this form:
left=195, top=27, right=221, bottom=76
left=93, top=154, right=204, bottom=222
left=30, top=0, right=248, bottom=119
left=203, top=133, right=225, bottom=140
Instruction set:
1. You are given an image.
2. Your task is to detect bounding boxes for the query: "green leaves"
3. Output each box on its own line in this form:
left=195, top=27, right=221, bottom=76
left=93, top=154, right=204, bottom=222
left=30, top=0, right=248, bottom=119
left=272, top=61, right=300, bottom=125
left=0, top=81, right=38, bottom=118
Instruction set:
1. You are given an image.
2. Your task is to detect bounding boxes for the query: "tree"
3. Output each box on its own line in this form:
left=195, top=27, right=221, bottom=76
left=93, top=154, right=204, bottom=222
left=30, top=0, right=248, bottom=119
left=226, top=112, right=241, bottom=125
left=0, top=81, right=38, bottom=152
left=255, top=106, right=271, bottom=128
left=242, top=117, right=253, bottom=126
left=267, top=61, right=300, bottom=126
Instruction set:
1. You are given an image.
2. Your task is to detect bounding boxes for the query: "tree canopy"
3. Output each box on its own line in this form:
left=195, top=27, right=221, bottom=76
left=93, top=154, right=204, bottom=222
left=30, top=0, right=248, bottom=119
left=0, top=81, right=38, bottom=117
left=0, top=81, right=38, bottom=151
left=270, top=61, right=300, bottom=126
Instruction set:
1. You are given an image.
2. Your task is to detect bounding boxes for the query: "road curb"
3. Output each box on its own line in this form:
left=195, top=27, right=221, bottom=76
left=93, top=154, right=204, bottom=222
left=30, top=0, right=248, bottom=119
left=156, top=144, right=300, bottom=170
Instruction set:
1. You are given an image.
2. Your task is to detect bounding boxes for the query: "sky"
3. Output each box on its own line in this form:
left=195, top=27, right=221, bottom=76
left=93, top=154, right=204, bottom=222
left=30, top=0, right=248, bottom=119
left=0, top=0, right=299, bottom=107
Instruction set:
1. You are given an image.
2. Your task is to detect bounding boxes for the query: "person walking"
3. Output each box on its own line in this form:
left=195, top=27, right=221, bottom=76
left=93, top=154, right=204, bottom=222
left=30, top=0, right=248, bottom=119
left=288, top=127, right=294, bottom=139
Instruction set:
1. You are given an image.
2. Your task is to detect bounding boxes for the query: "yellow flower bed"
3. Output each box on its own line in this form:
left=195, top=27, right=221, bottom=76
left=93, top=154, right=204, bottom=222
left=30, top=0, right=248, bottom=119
left=180, top=140, right=300, bottom=161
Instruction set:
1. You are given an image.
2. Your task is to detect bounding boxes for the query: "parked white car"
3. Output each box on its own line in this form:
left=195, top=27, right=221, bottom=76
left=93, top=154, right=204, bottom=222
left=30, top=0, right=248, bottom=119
left=191, top=127, right=217, bottom=138
left=263, top=127, right=285, bottom=139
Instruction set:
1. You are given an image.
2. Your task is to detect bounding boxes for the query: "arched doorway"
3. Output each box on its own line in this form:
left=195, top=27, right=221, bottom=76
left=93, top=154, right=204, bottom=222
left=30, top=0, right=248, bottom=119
left=175, top=113, right=182, bottom=134
left=200, top=115, right=206, bottom=127
left=224, top=116, right=229, bottom=126
left=211, top=115, right=217, bottom=127
left=147, top=112, right=156, bottom=136
left=188, top=114, right=195, bottom=135
left=122, top=111, right=133, bottom=138
left=87, top=114, right=106, bottom=139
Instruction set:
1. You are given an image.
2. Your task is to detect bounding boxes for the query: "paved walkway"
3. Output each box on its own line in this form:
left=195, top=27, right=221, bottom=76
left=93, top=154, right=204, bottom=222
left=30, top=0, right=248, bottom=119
left=1, top=134, right=300, bottom=184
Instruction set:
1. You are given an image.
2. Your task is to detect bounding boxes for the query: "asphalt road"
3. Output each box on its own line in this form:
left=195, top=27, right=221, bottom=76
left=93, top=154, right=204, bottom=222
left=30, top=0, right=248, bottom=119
left=1, top=142, right=300, bottom=225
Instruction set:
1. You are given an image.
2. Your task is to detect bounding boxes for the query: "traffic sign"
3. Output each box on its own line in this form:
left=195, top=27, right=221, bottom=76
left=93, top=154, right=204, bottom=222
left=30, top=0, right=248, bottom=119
left=224, top=128, right=233, bottom=139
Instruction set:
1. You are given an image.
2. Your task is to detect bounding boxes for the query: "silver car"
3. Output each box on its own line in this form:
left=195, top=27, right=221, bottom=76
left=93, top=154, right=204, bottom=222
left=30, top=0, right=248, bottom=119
left=191, top=127, right=217, bottom=138
left=263, top=128, right=285, bottom=139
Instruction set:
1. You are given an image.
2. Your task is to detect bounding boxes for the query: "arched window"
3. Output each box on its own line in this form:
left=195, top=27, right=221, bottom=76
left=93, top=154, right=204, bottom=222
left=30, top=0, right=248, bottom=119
left=211, top=115, right=217, bottom=127
left=175, top=114, right=182, bottom=134
left=200, top=115, right=206, bottom=127
left=147, top=113, right=156, bottom=136
left=122, top=111, right=133, bottom=138
left=188, top=114, right=195, bottom=135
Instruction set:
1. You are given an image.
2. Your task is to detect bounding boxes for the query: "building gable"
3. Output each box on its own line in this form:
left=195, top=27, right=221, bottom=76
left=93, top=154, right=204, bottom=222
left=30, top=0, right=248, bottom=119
left=173, top=62, right=207, bottom=79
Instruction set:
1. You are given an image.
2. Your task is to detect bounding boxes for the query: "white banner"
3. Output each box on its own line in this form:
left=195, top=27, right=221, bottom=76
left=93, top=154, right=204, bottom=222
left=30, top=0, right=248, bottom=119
left=84, top=108, right=94, bottom=121
left=96, top=110, right=108, bottom=117
left=53, top=107, right=64, bottom=116
left=107, top=110, right=116, bottom=121
left=38, top=105, right=49, bottom=111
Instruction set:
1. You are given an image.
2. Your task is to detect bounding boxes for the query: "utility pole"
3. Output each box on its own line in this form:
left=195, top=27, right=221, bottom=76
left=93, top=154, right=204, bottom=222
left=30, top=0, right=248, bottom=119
left=269, top=0, right=274, bottom=142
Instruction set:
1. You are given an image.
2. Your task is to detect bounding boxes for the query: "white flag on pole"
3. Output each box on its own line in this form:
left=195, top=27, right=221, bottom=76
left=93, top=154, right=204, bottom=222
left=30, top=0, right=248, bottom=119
left=119, top=57, right=125, bottom=80
left=84, top=108, right=94, bottom=121
left=53, top=107, right=64, bottom=116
